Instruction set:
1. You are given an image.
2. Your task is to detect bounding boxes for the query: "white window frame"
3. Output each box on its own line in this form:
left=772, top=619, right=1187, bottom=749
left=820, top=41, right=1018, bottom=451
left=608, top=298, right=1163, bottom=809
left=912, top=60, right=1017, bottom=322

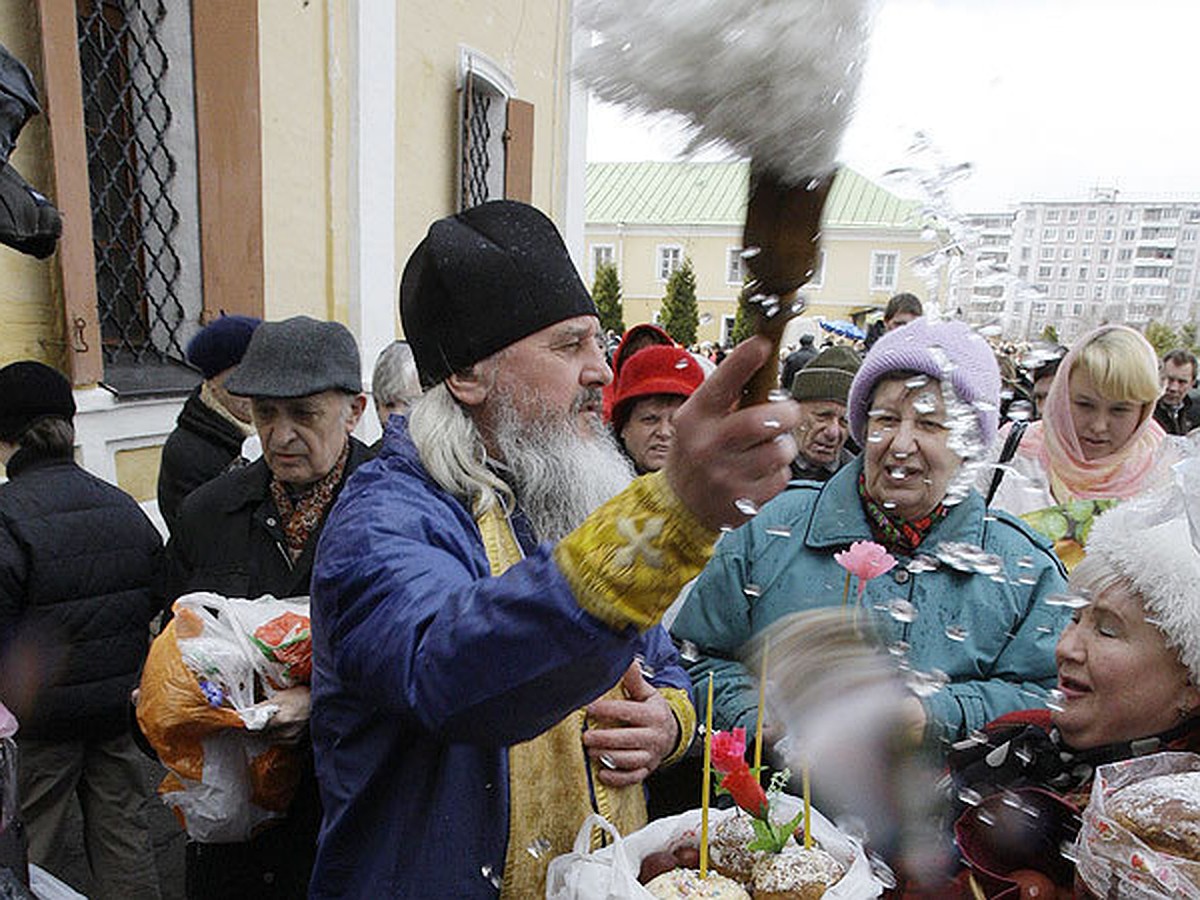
left=869, top=251, right=899, bottom=291
left=726, top=247, right=746, bottom=286
left=590, top=243, right=615, bottom=281
left=657, top=245, right=683, bottom=282
left=721, top=314, right=736, bottom=345
left=457, top=46, right=515, bottom=210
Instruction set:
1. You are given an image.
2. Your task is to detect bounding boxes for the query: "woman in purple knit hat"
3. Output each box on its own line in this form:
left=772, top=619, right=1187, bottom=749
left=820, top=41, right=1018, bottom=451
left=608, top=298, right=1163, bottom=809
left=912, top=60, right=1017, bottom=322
left=672, top=317, right=1072, bottom=754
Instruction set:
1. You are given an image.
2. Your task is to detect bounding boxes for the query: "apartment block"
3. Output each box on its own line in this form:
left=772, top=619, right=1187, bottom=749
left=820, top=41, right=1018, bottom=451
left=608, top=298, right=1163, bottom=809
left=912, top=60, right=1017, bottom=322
left=959, top=190, right=1200, bottom=343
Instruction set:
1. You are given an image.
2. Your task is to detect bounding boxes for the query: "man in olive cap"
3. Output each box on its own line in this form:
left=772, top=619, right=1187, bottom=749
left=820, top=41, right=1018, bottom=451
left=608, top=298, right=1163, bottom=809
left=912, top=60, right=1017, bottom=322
left=788, top=345, right=860, bottom=482
left=309, top=200, right=801, bottom=898
left=160, top=315, right=370, bottom=899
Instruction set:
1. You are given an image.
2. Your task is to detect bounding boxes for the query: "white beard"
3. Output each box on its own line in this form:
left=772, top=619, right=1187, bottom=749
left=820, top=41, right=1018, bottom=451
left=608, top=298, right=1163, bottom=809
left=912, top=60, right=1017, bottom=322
left=490, top=386, right=634, bottom=543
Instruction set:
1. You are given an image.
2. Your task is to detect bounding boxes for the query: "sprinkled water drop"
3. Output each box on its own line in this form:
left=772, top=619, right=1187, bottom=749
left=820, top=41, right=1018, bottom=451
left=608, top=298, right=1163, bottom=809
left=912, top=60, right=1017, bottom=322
left=888, top=640, right=911, bottom=657
left=674, top=358, right=692, bottom=369
left=977, top=809, right=996, bottom=827
left=1059, top=839, right=1079, bottom=863
left=957, top=787, right=983, bottom=807
left=743, top=583, right=763, bottom=599
left=1016, top=556, right=1034, bottom=569
left=679, top=640, right=701, bottom=663
left=912, top=392, right=938, bottom=415
left=740, top=246, right=761, bottom=259
left=762, top=419, right=782, bottom=429
left=1045, top=593, right=1090, bottom=610
left=1044, top=688, right=1065, bottom=712
left=882, top=500, right=898, bottom=510
left=904, top=375, right=929, bottom=390
left=867, top=433, right=884, bottom=443
left=906, top=555, right=939, bottom=573
left=889, top=468, right=908, bottom=480
left=768, top=389, right=791, bottom=402
left=1007, top=401, right=1033, bottom=422
left=764, top=525, right=792, bottom=538
left=889, top=599, right=917, bottom=624
left=868, top=854, right=897, bottom=890
left=481, top=865, right=502, bottom=889
left=944, top=624, right=969, bottom=642
left=734, top=498, right=759, bottom=516
left=527, top=838, right=552, bottom=859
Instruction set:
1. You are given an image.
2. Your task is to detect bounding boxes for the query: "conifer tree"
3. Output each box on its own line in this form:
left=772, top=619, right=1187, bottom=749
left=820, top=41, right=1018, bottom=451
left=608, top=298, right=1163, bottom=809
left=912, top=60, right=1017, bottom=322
left=659, top=258, right=699, bottom=346
left=592, top=263, right=624, bottom=335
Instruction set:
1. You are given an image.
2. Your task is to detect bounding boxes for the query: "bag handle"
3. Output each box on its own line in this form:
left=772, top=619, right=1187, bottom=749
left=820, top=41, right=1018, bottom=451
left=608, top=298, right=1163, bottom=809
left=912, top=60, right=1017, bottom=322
left=986, top=420, right=1028, bottom=506
left=571, top=813, right=624, bottom=855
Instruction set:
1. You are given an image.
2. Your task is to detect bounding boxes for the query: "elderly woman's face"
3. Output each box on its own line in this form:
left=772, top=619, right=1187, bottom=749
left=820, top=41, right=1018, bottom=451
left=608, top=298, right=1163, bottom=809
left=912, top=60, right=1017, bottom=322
left=1053, top=584, right=1197, bottom=749
left=1068, top=367, right=1144, bottom=460
left=863, top=377, right=962, bottom=521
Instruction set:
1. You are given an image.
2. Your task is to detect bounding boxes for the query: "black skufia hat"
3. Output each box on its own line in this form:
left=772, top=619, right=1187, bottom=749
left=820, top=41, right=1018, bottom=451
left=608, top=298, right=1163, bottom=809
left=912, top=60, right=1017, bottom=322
left=0, top=361, right=75, bottom=442
left=400, top=200, right=597, bottom=388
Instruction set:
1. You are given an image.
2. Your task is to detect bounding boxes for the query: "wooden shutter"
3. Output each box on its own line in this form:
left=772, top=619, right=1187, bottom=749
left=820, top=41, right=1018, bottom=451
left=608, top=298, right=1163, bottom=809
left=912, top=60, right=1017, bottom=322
left=504, top=98, right=533, bottom=203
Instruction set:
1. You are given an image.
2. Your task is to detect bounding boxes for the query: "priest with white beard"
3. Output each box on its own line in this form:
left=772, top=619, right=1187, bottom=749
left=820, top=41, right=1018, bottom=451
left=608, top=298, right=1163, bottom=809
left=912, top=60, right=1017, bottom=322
left=308, top=201, right=801, bottom=899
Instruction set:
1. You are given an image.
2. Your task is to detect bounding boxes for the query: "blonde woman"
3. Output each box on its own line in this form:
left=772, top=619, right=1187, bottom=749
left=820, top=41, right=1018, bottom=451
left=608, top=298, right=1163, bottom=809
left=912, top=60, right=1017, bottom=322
left=985, top=325, right=1184, bottom=567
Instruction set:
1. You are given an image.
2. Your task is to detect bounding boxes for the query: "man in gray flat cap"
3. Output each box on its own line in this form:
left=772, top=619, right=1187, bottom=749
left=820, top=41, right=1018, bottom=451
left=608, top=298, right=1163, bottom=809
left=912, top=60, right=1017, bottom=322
left=158, top=315, right=371, bottom=899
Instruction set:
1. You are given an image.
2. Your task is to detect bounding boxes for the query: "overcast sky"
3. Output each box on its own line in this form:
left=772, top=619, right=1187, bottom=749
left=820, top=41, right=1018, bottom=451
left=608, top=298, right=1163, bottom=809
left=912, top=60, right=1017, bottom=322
left=585, top=0, right=1200, bottom=212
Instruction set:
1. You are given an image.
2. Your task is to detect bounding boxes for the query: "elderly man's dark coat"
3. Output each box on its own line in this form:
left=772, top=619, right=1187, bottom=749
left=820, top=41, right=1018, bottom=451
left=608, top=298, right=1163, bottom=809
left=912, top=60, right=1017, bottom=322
left=163, top=435, right=371, bottom=900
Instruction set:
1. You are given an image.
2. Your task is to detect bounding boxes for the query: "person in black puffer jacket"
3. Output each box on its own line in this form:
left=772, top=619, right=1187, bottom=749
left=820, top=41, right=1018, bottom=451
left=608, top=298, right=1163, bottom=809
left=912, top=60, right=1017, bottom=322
left=0, top=361, right=164, bottom=900
left=157, top=315, right=261, bottom=534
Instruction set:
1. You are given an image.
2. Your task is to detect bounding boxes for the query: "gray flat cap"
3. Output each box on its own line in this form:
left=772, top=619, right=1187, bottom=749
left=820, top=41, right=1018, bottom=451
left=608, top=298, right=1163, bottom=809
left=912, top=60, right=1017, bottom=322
left=225, top=315, right=362, bottom=398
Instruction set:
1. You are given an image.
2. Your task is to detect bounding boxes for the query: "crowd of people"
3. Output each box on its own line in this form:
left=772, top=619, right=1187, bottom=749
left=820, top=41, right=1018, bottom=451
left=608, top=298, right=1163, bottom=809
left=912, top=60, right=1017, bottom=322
left=1, top=199, right=1199, bottom=898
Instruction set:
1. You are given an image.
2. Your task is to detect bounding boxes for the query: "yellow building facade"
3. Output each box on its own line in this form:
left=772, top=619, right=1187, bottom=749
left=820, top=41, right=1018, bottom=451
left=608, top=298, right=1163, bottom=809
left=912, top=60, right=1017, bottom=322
left=585, top=162, right=944, bottom=346
left=0, top=2, right=579, bottom=524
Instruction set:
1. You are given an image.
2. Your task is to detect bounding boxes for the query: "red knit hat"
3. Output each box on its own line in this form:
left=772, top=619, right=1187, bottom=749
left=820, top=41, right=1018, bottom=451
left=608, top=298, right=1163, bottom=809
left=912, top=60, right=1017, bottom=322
left=611, top=345, right=704, bottom=431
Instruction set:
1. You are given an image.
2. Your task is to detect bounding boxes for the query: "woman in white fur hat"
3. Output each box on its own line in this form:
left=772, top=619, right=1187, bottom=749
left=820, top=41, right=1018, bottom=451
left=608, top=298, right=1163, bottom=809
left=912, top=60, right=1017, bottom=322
left=940, top=464, right=1200, bottom=896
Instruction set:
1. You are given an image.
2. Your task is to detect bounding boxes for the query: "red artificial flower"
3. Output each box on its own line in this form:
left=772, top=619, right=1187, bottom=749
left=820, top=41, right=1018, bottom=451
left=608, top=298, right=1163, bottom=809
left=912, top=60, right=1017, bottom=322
left=720, top=763, right=768, bottom=818
left=711, top=727, right=747, bottom=774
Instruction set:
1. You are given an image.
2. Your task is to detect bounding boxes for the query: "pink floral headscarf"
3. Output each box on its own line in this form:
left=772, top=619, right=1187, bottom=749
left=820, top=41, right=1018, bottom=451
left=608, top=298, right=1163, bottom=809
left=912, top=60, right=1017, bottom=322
left=1018, top=324, right=1165, bottom=501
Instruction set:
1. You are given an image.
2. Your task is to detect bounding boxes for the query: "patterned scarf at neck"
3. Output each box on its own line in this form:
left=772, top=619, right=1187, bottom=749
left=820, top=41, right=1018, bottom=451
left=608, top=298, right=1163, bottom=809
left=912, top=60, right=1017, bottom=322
left=269, top=442, right=349, bottom=563
left=858, top=470, right=947, bottom=556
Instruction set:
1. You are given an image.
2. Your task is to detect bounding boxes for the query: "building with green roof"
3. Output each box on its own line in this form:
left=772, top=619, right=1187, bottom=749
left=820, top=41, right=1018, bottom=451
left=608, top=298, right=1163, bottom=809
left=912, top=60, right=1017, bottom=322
left=585, top=161, right=945, bottom=346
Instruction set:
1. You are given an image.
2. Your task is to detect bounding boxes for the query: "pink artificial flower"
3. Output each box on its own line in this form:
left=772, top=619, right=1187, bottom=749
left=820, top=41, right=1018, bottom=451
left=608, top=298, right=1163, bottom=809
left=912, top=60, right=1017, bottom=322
left=834, top=540, right=897, bottom=598
left=710, top=727, right=747, bottom=774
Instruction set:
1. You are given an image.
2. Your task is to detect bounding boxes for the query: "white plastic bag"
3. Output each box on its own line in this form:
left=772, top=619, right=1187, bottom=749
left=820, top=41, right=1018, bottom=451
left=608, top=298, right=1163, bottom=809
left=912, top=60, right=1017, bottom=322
left=139, top=592, right=311, bottom=842
left=1076, top=751, right=1200, bottom=899
left=546, top=796, right=883, bottom=899
left=174, top=592, right=312, bottom=707
left=545, top=814, right=651, bottom=900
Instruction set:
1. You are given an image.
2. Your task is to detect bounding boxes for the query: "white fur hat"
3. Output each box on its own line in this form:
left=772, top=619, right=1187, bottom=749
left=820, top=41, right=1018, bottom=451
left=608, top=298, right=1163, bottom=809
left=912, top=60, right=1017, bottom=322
left=1084, top=473, right=1200, bottom=683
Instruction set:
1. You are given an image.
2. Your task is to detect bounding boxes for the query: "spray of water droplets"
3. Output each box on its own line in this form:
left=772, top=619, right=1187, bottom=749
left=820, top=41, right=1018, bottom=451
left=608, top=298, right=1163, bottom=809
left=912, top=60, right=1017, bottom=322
left=734, top=498, right=760, bottom=516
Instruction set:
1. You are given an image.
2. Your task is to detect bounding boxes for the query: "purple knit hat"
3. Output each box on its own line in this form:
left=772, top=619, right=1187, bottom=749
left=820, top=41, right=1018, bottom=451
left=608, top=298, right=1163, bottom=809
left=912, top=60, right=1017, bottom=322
left=847, top=318, right=1000, bottom=447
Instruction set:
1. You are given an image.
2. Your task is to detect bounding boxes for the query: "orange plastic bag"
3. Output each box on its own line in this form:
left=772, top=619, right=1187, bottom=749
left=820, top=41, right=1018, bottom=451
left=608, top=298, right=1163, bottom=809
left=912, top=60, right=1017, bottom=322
left=136, top=593, right=308, bottom=841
